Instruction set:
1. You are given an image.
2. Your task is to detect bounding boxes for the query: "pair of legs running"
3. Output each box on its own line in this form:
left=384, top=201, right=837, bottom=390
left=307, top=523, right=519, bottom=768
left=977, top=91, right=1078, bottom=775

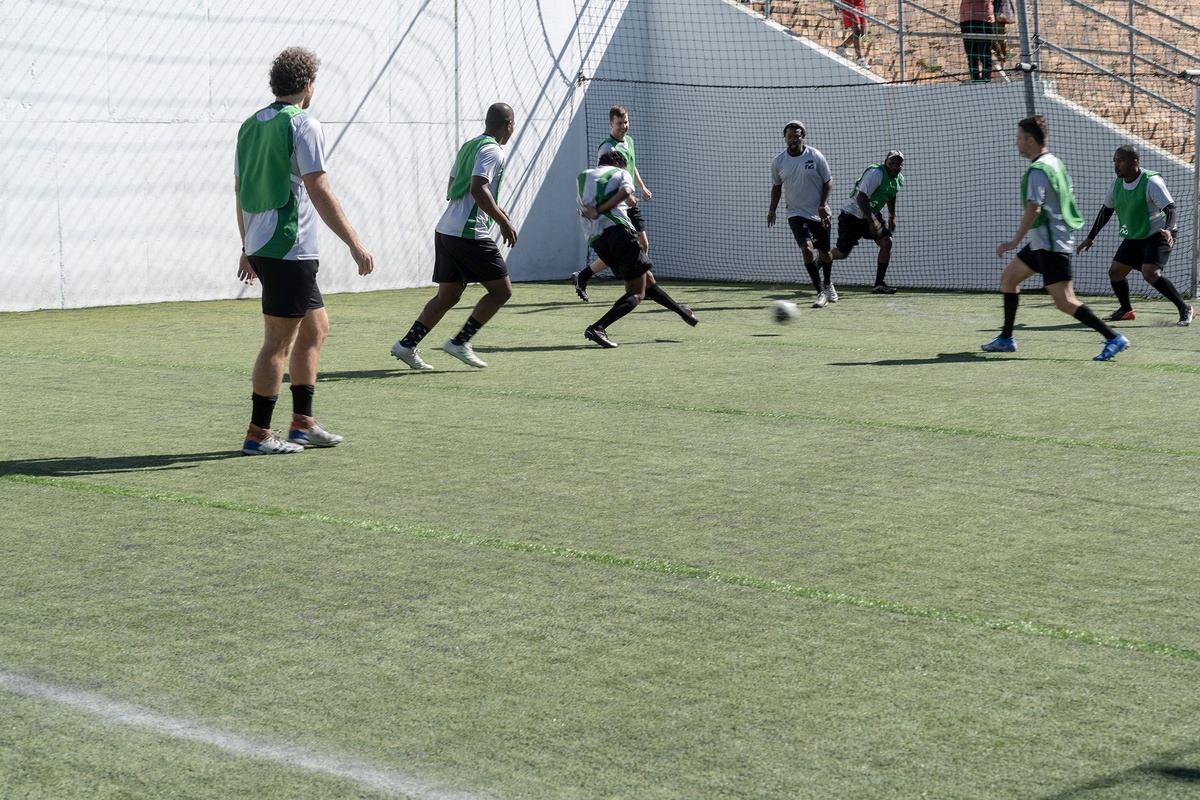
left=983, top=250, right=1130, bottom=361
left=1106, top=259, right=1193, bottom=326
left=391, top=276, right=513, bottom=370
left=584, top=269, right=696, bottom=348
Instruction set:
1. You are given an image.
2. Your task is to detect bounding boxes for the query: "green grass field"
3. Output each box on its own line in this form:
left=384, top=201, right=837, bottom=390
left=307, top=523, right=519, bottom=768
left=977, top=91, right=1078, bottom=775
left=2, top=281, right=1198, bottom=799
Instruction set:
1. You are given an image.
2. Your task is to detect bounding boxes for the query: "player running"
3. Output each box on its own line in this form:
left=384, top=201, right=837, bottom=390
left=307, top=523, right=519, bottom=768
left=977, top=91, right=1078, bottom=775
left=767, top=121, right=835, bottom=308
left=829, top=149, right=904, bottom=294
left=983, top=115, right=1130, bottom=361
left=1076, top=144, right=1193, bottom=326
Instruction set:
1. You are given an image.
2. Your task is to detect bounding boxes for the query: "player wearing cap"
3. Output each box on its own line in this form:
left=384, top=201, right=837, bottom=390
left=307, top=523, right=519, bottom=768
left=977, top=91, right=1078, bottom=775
left=829, top=150, right=904, bottom=294
left=983, top=115, right=1130, bottom=361
left=768, top=121, right=835, bottom=308
left=1076, top=144, right=1192, bottom=326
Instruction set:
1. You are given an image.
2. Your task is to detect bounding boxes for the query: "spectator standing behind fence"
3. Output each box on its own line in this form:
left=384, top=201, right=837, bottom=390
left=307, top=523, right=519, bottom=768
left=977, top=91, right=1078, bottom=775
left=992, top=0, right=1015, bottom=81
left=835, top=0, right=869, bottom=68
left=960, top=0, right=995, bottom=83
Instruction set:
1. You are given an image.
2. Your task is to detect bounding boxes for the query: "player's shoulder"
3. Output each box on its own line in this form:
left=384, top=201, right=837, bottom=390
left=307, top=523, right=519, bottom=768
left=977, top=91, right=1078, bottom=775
left=805, top=146, right=827, bottom=160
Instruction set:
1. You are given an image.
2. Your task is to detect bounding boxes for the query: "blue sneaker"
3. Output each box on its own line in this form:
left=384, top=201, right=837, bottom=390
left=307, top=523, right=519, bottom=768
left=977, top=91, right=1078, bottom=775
left=981, top=335, right=1017, bottom=353
left=1094, top=333, right=1130, bottom=361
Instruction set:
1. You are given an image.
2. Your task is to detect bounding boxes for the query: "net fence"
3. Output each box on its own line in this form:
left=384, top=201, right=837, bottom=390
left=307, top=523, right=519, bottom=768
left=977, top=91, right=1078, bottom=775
left=576, top=0, right=1197, bottom=296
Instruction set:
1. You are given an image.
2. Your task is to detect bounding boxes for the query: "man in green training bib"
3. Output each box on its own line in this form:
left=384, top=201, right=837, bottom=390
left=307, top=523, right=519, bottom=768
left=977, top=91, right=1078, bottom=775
left=829, top=149, right=904, bottom=294
left=391, top=103, right=518, bottom=370
left=1077, top=144, right=1192, bottom=326
left=983, top=115, right=1130, bottom=362
left=235, top=46, right=375, bottom=455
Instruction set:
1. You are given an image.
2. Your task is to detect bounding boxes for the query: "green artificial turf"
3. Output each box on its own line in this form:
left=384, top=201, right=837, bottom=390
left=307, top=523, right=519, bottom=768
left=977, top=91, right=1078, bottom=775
left=1, top=282, right=1197, bottom=798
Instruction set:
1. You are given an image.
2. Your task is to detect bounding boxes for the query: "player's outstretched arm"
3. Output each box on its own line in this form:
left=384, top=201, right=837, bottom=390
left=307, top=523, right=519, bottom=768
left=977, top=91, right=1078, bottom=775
left=1078, top=205, right=1114, bottom=253
left=767, top=185, right=782, bottom=227
left=303, top=171, right=374, bottom=275
left=997, top=201, right=1041, bottom=257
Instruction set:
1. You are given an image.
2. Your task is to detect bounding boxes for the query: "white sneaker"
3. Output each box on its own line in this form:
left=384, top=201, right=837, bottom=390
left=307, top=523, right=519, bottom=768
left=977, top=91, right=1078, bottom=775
left=390, top=341, right=434, bottom=370
left=835, top=46, right=848, bottom=57
left=443, top=339, right=487, bottom=368
left=812, top=291, right=829, bottom=309
left=241, top=433, right=303, bottom=455
left=288, top=422, right=343, bottom=448
left=826, top=283, right=838, bottom=303
left=856, top=57, right=870, bottom=68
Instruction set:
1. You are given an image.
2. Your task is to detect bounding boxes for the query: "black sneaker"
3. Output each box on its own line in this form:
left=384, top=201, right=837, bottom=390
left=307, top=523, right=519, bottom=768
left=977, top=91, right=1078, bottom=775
left=571, top=271, right=589, bottom=302
left=584, top=325, right=618, bottom=348
left=681, top=306, right=699, bottom=326
left=872, top=283, right=897, bottom=294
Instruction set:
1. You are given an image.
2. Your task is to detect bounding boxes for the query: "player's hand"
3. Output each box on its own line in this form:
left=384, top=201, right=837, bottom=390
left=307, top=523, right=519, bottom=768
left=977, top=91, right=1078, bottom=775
left=1075, top=238, right=1093, bottom=255
left=996, top=240, right=1018, bottom=258
left=641, top=187, right=652, bottom=201
left=350, top=243, right=374, bottom=276
left=579, top=202, right=600, bottom=220
left=237, top=253, right=257, bottom=285
left=819, top=206, right=831, bottom=228
left=498, top=217, right=518, bottom=248
left=625, top=195, right=638, bottom=208
left=1162, top=229, right=1174, bottom=249
left=766, top=210, right=776, bottom=228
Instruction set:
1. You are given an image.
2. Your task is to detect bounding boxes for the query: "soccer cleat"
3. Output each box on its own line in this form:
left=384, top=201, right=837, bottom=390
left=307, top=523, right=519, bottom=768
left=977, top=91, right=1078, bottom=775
left=443, top=339, right=488, bottom=368
left=1178, top=305, right=1195, bottom=327
left=288, top=422, right=343, bottom=448
left=390, top=341, right=435, bottom=370
left=584, top=325, right=618, bottom=348
left=242, top=433, right=303, bottom=455
left=571, top=271, right=589, bottom=302
left=873, top=282, right=897, bottom=294
left=681, top=306, right=699, bottom=326
left=1105, top=308, right=1136, bottom=322
left=826, top=283, right=839, bottom=303
left=1093, top=333, right=1131, bottom=361
left=812, top=291, right=829, bottom=309
left=981, top=335, right=1017, bottom=353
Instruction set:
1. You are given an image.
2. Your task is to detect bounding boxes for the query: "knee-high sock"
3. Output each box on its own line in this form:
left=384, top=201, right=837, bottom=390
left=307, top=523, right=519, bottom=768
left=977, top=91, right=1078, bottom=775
left=875, top=261, right=890, bottom=286
left=1149, top=275, right=1188, bottom=314
left=1110, top=278, right=1132, bottom=311
left=1073, top=305, right=1117, bottom=339
left=646, top=284, right=688, bottom=318
left=595, top=293, right=641, bottom=329
left=1001, top=292, right=1019, bottom=338
left=804, top=262, right=824, bottom=293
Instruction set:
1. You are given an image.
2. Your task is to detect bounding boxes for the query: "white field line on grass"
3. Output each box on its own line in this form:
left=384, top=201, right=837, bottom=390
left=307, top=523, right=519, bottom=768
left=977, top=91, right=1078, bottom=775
left=0, top=671, right=490, bottom=800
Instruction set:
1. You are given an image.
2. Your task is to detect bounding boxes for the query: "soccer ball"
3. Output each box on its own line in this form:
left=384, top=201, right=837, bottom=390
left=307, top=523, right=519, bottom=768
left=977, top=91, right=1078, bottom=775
left=769, top=299, right=800, bottom=324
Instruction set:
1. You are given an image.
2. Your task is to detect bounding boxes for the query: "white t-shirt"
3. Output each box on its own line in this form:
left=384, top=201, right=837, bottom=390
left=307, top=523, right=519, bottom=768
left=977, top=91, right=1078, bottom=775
left=577, top=166, right=634, bottom=244
left=1101, top=172, right=1173, bottom=236
left=1025, top=154, right=1075, bottom=253
left=771, top=146, right=832, bottom=221
left=235, top=109, right=326, bottom=260
left=840, top=165, right=884, bottom=218
left=436, top=138, right=506, bottom=240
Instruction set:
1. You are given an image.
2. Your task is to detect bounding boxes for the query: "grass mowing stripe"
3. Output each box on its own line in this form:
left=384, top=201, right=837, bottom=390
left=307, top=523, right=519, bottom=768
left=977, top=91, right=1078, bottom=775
left=0, top=671, right=485, bottom=800
left=6, top=472, right=1199, bottom=663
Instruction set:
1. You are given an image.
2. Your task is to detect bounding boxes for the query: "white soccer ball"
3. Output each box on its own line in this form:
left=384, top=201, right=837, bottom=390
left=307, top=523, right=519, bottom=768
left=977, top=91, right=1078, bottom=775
left=769, top=299, right=801, bottom=324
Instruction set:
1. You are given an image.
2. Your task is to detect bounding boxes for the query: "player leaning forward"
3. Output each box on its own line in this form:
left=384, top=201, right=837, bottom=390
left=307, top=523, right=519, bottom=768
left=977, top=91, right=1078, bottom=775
left=983, top=115, right=1129, bottom=361
left=578, top=150, right=696, bottom=348
left=391, top=104, right=518, bottom=370
left=1077, top=144, right=1193, bottom=326
left=235, top=46, right=374, bottom=455
left=830, top=150, right=904, bottom=294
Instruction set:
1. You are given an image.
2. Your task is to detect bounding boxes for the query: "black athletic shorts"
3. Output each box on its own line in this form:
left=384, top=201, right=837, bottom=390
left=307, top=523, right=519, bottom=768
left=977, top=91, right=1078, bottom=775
left=433, top=231, right=509, bottom=284
left=250, top=256, right=323, bottom=318
left=788, top=215, right=831, bottom=253
left=627, top=203, right=646, bottom=233
left=1114, top=231, right=1172, bottom=269
left=592, top=225, right=652, bottom=281
left=1017, top=245, right=1072, bottom=286
left=835, top=211, right=890, bottom=255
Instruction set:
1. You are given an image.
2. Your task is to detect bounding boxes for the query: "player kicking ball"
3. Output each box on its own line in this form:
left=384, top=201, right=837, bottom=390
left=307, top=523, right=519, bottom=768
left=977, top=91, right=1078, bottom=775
left=577, top=150, right=696, bottom=348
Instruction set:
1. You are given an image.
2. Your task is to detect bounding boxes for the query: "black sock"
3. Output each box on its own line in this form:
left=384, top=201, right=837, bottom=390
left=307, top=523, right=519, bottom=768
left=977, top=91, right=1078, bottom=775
left=250, top=393, right=277, bottom=431
left=290, top=384, right=314, bottom=418
left=1150, top=275, right=1188, bottom=314
left=596, top=293, right=641, bottom=329
left=821, top=259, right=832, bottom=286
left=646, top=284, right=688, bottom=318
left=451, top=316, right=483, bottom=345
left=399, top=321, right=429, bottom=349
left=1111, top=278, right=1132, bottom=311
left=804, top=262, right=824, bottom=293
left=875, top=261, right=890, bottom=286
left=1001, top=292, right=1019, bottom=338
left=1074, top=305, right=1117, bottom=339
left=577, top=268, right=592, bottom=286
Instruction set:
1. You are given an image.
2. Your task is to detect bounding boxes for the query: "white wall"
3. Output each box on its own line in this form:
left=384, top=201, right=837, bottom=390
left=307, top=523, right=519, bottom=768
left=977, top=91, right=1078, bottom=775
left=1, top=0, right=1192, bottom=310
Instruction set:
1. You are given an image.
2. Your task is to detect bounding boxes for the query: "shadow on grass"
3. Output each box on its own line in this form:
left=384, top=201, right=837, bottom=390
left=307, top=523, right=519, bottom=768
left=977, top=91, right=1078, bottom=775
left=1042, top=743, right=1200, bottom=798
left=0, top=451, right=241, bottom=477
left=829, top=352, right=1001, bottom=366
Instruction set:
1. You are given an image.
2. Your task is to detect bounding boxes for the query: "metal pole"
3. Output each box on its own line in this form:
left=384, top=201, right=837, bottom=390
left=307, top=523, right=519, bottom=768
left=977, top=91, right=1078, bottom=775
left=1193, top=80, right=1199, bottom=296
left=765, top=0, right=770, bottom=19
left=898, top=0, right=906, bottom=82
left=1128, top=0, right=1136, bottom=108
left=1015, top=0, right=1037, bottom=115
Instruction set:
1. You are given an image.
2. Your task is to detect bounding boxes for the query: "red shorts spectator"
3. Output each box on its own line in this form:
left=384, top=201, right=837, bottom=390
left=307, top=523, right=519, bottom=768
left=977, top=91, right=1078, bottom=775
left=842, top=0, right=867, bottom=30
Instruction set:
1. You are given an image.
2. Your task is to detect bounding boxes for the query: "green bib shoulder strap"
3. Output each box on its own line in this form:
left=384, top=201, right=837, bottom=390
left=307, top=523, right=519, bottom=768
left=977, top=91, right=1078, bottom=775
left=447, top=136, right=499, bottom=201
left=1022, top=158, right=1085, bottom=231
left=236, top=103, right=306, bottom=213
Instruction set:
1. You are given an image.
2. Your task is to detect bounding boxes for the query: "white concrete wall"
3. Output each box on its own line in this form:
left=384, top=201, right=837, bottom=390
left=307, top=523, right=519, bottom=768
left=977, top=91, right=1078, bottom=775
left=1, top=0, right=1192, bottom=310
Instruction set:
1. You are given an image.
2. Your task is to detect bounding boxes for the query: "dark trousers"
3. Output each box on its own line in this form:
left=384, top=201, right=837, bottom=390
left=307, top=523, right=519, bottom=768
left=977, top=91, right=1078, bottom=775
left=961, top=21, right=995, bottom=81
